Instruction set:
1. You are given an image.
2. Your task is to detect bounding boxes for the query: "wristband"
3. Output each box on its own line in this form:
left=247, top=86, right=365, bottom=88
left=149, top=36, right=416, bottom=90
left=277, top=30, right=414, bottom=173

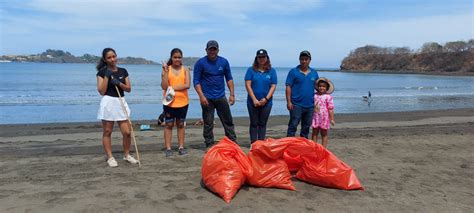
left=264, top=97, right=269, bottom=101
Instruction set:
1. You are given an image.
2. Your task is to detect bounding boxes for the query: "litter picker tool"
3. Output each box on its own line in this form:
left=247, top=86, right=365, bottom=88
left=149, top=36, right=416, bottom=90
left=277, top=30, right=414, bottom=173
left=113, top=80, right=141, bottom=167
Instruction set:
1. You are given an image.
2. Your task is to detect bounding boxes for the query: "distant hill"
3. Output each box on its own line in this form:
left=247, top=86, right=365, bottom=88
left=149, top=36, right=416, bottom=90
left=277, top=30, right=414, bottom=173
left=0, top=49, right=200, bottom=67
left=340, top=39, right=474, bottom=74
left=182, top=57, right=200, bottom=67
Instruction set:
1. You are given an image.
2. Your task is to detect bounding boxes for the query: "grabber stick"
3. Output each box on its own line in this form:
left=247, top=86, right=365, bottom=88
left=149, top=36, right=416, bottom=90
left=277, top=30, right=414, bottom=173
left=114, top=84, right=141, bottom=167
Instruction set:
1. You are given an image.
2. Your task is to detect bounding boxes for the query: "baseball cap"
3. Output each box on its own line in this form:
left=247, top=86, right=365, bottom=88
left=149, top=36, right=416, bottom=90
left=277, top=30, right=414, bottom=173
left=206, top=40, right=219, bottom=49
left=256, top=49, right=268, bottom=57
left=299, top=50, right=311, bottom=59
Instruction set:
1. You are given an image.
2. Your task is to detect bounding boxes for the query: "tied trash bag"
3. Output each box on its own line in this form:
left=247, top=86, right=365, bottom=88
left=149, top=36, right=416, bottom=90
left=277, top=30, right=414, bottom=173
left=201, top=137, right=252, bottom=203
left=247, top=139, right=295, bottom=190
left=295, top=140, right=364, bottom=190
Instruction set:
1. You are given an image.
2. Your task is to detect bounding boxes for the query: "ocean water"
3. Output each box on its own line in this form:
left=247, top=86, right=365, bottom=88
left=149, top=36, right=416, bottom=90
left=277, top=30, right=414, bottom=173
left=1, top=63, right=474, bottom=124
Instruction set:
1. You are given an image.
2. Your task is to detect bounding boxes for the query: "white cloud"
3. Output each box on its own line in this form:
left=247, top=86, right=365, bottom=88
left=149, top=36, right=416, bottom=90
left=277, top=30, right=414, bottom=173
left=304, top=12, right=474, bottom=67
left=21, top=0, right=323, bottom=22
left=1, top=0, right=472, bottom=68
left=2, top=0, right=322, bottom=39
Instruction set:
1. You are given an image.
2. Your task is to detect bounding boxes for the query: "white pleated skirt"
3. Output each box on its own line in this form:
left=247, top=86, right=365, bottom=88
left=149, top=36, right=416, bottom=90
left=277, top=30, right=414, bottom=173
left=97, top=95, right=131, bottom=121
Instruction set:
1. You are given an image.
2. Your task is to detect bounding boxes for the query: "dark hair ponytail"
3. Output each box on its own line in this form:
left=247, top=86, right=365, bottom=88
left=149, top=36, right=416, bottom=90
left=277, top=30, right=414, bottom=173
left=96, top=47, right=116, bottom=71
left=167, top=48, right=183, bottom=66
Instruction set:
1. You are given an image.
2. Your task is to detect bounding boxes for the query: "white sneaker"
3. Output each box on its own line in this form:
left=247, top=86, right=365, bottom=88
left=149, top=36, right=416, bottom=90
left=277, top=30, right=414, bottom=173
left=107, top=157, right=118, bottom=167
left=123, top=155, right=139, bottom=164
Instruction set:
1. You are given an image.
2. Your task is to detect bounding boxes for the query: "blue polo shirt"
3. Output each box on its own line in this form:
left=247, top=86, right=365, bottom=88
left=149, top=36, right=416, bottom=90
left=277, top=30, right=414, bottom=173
left=244, top=67, right=278, bottom=106
left=193, top=56, right=233, bottom=99
left=285, top=65, right=319, bottom=108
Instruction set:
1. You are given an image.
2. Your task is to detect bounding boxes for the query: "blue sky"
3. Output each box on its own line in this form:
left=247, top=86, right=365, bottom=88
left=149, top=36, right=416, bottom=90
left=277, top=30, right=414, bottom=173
left=0, top=0, right=472, bottom=67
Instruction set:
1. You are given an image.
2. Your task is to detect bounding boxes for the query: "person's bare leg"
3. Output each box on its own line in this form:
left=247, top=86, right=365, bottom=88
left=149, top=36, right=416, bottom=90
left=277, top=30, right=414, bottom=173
left=321, top=129, right=329, bottom=148
left=101, top=120, right=114, bottom=159
left=118, top=120, right=132, bottom=156
left=176, top=120, right=185, bottom=149
left=312, top=128, right=320, bottom=144
left=164, top=122, right=174, bottom=150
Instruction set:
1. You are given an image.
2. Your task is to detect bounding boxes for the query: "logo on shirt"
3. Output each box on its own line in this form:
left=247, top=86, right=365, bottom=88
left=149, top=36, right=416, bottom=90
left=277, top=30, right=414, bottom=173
left=119, top=76, right=124, bottom=79
left=266, top=75, right=271, bottom=79
left=218, top=66, right=223, bottom=71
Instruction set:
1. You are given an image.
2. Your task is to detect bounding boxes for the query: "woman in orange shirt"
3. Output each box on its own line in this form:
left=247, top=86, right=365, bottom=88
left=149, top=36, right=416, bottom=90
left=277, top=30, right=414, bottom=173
left=161, top=48, right=190, bottom=157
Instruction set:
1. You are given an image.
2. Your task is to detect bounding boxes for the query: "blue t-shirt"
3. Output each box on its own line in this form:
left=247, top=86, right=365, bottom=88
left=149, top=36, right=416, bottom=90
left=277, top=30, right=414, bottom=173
left=244, top=67, right=278, bottom=106
left=285, top=65, right=319, bottom=108
left=193, top=56, right=233, bottom=99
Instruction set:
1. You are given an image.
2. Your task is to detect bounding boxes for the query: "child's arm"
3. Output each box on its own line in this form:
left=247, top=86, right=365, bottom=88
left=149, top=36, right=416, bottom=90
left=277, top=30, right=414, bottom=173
left=328, top=95, right=335, bottom=126
left=329, top=109, right=335, bottom=126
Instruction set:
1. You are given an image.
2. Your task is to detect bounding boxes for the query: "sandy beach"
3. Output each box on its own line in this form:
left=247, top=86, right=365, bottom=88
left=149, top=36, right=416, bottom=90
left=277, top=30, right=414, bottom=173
left=0, top=108, right=473, bottom=212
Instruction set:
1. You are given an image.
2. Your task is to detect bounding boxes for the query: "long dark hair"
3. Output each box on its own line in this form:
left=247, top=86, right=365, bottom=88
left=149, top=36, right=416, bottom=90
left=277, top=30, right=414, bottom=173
left=167, top=48, right=183, bottom=66
left=96, top=47, right=116, bottom=71
left=252, top=55, right=272, bottom=71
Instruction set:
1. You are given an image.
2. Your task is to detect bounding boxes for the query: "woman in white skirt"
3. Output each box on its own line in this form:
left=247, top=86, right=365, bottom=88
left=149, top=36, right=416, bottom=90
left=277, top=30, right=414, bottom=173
left=96, top=48, right=139, bottom=167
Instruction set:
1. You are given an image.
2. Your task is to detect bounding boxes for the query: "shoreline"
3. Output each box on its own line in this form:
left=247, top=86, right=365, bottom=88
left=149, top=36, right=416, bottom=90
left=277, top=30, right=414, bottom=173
left=1, top=108, right=473, bottom=137
left=327, top=69, right=474, bottom=76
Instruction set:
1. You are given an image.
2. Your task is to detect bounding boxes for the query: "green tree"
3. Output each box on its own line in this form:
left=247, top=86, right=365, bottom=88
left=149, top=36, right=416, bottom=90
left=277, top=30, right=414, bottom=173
left=393, top=47, right=411, bottom=54
left=420, top=42, right=442, bottom=53
left=443, top=41, right=468, bottom=52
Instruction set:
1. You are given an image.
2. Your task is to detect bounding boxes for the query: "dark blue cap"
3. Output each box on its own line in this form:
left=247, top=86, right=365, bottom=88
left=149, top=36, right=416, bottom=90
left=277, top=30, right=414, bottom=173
left=206, top=40, right=219, bottom=49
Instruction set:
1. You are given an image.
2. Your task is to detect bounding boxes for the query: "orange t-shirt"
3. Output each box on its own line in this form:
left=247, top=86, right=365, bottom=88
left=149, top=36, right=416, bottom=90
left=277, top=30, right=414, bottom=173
left=165, top=66, right=189, bottom=108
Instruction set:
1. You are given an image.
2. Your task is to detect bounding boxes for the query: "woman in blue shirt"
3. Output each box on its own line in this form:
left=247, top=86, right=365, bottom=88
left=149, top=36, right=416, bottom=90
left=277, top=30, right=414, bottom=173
left=244, top=49, right=277, bottom=144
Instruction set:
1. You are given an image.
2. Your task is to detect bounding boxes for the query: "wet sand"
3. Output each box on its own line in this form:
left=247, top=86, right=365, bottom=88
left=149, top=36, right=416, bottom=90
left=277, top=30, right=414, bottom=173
left=0, top=108, right=473, bottom=212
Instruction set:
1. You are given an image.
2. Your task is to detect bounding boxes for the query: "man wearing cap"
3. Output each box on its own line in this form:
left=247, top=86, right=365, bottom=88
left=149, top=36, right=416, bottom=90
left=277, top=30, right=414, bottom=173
left=285, top=50, right=319, bottom=138
left=193, top=40, right=237, bottom=147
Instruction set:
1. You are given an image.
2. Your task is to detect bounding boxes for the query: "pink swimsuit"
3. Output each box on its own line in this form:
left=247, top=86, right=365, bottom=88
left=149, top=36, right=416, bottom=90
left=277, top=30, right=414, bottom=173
left=311, top=93, right=334, bottom=130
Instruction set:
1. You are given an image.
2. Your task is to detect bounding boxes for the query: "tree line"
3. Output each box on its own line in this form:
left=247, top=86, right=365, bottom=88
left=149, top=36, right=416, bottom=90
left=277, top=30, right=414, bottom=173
left=348, top=40, right=473, bottom=56
left=341, top=39, right=474, bottom=73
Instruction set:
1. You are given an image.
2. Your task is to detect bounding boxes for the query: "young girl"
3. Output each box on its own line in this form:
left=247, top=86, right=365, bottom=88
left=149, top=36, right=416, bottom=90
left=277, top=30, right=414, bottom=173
left=96, top=48, right=139, bottom=167
left=161, top=48, right=190, bottom=157
left=311, top=77, right=335, bottom=148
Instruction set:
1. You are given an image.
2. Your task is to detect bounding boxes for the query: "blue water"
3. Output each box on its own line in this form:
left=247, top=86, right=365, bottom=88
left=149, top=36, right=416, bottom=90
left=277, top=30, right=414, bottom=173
left=1, top=63, right=474, bottom=124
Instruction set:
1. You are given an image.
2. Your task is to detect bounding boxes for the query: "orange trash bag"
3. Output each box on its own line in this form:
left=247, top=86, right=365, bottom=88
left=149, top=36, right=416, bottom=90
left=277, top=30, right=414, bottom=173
left=283, top=151, right=303, bottom=173
left=295, top=139, right=364, bottom=190
left=201, top=137, right=253, bottom=203
left=282, top=137, right=316, bottom=173
left=247, top=138, right=295, bottom=190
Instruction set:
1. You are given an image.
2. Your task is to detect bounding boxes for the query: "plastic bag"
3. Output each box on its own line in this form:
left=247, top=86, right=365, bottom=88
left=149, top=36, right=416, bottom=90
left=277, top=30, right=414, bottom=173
left=282, top=137, right=315, bottom=172
left=295, top=140, right=364, bottom=190
left=246, top=139, right=295, bottom=190
left=201, top=137, right=253, bottom=203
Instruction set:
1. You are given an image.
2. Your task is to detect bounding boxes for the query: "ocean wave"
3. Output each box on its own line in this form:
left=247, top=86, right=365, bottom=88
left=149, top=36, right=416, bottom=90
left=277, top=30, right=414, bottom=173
left=404, top=86, right=439, bottom=90
left=3, top=93, right=474, bottom=106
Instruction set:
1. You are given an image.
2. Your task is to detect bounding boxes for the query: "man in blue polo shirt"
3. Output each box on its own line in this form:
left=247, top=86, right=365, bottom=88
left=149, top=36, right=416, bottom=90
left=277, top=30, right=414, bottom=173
left=285, top=50, right=319, bottom=138
left=194, top=40, right=237, bottom=148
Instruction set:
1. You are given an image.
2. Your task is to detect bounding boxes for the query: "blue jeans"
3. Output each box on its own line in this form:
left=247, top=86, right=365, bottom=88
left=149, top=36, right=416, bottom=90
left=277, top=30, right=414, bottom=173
left=247, top=103, right=272, bottom=143
left=287, top=104, right=313, bottom=138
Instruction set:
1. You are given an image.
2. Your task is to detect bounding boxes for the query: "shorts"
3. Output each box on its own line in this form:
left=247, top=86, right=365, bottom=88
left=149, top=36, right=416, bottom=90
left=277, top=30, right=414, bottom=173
left=97, top=95, right=130, bottom=121
left=163, top=104, right=188, bottom=123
